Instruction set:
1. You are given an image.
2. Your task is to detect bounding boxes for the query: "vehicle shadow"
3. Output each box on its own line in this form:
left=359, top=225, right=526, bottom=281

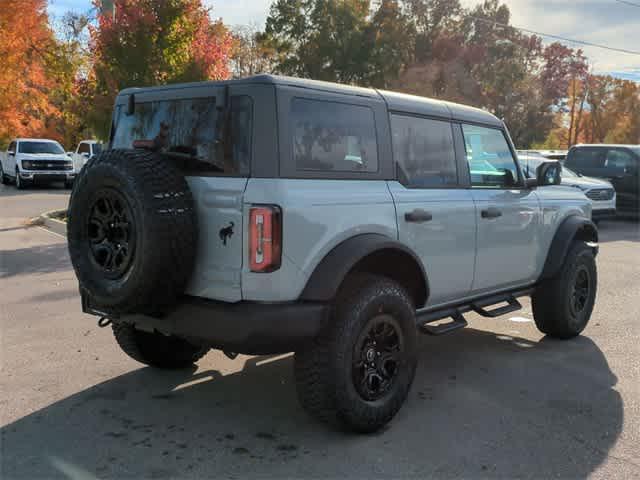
left=1, top=328, right=622, bottom=479
left=0, top=243, right=70, bottom=278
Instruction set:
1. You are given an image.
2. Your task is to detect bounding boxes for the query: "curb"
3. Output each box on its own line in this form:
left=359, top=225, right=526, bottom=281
left=40, top=209, right=67, bottom=237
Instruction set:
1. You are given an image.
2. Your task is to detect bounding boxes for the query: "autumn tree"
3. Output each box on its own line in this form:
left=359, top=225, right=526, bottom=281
left=230, top=24, right=276, bottom=78
left=88, top=0, right=234, bottom=138
left=0, top=0, right=60, bottom=146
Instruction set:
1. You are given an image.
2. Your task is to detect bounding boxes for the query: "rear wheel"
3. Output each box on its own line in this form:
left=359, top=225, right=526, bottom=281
left=294, top=274, right=417, bottom=433
left=112, top=322, right=209, bottom=369
left=532, top=241, right=597, bottom=339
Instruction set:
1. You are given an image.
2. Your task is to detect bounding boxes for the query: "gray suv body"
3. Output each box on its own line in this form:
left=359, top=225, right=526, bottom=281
left=68, top=75, right=599, bottom=432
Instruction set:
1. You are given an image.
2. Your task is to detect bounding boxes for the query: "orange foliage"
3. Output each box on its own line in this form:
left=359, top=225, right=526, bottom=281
left=0, top=0, right=61, bottom=145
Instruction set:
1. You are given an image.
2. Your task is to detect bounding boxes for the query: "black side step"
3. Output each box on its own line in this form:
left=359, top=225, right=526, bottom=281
left=471, top=295, right=522, bottom=318
left=420, top=311, right=468, bottom=336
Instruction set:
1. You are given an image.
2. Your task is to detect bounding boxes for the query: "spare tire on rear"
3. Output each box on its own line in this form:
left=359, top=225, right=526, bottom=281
left=67, top=149, right=197, bottom=315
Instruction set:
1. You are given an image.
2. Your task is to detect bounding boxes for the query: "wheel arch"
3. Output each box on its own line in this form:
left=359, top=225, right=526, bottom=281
left=539, top=215, right=598, bottom=281
left=299, top=233, right=429, bottom=308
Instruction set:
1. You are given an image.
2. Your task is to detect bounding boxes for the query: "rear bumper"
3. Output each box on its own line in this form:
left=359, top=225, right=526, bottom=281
left=85, top=295, right=329, bottom=355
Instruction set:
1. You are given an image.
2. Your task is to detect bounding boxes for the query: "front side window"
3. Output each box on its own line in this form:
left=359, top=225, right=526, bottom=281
left=18, top=141, right=65, bottom=155
left=391, top=115, right=457, bottom=187
left=112, top=96, right=252, bottom=175
left=78, top=143, right=90, bottom=154
left=462, top=124, right=519, bottom=187
left=291, top=98, right=378, bottom=173
left=8, top=141, right=16, bottom=153
left=605, top=149, right=636, bottom=174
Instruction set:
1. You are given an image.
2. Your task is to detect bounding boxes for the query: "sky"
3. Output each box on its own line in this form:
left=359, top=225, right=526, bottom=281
left=47, top=0, right=640, bottom=82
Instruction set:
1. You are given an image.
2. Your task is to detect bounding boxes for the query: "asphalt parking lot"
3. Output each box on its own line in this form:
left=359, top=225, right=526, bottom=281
left=1, top=184, right=639, bottom=479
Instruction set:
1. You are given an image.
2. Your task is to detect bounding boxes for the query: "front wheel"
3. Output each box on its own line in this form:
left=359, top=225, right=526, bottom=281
left=532, top=241, right=597, bottom=339
left=294, top=274, right=418, bottom=433
left=0, top=163, right=8, bottom=185
left=112, top=322, right=209, bottom=369
left=15, top=170, right=28, bottom=190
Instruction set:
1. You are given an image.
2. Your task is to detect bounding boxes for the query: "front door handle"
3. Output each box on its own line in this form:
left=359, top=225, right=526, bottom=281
left=481, top=207, right=502, bottom=219
left=405, top=209, right=433, bottom=223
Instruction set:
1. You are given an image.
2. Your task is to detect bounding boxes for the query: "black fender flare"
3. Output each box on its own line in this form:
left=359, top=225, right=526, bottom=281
left=539, top=215, right=598, bottom=281
left=299, top=233, right=430, bottom=307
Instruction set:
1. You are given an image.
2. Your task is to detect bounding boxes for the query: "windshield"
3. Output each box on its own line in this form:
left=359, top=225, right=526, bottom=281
left=19, top=141, right=65, bottom=155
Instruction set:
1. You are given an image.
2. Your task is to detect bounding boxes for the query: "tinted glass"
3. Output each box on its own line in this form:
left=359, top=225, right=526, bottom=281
left=567, top=147, right=606, bottom=169
left=93, top=143, right=103, bottom=154
left=291, top=98, right=378, bottom=173
left=78, top=143, right=90, bottom=154
left=112, top=96, right=252, bottom=175
left=605, top=149, right=636, bottom=175
left=19, top=141, right=65, bottom=154
left=462, top=125, right=519, bottom=187
left=391, top=115, right=457, bottom=187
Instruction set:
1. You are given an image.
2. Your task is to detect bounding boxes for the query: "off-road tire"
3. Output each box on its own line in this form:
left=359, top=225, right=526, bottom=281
left=112, top=322, right=209, bottom=368
left=67, top=149, right=197, bottom=315
left=294, top=274, right=418, bottom=433
left=532, top=241, right=597, bottom=339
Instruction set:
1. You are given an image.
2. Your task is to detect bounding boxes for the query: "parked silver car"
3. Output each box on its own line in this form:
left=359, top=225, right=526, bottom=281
left=519, top=153, right=616, bottom=221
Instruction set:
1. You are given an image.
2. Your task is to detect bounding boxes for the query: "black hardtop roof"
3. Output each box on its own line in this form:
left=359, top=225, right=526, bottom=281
left=117, top=74, right=502, bottom=127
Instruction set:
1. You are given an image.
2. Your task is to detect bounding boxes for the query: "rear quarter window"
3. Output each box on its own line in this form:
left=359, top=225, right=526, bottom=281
left=291, top=98, right=378, bottom=173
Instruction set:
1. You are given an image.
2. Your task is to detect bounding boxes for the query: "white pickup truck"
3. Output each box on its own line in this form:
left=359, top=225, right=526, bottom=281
left=0, top=138, right=75, bottom=189
left=70, top=140, right=103, bottom=173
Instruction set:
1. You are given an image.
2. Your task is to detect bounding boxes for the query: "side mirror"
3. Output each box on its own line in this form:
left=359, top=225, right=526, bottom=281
left=8, top=150, right=15, bottom=156
left=66, top=151, right=73, bottom=156
left=82, top=152, right=89, bottom=158
left=537, top=161, right=562, bottom=186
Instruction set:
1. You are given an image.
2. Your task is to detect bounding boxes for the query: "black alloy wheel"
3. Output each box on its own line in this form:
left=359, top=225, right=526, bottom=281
left=87, top=188, right=136, bottom=279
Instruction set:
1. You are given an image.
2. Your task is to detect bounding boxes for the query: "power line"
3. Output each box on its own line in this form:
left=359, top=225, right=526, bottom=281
left=613, top=0, right=640, bottom=7
left=469, top=16, right=640, bottom=56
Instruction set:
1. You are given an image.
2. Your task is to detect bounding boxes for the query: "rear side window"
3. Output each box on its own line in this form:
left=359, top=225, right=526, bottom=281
left=391, top=115, right=457, bottom=187
left=291, top=98, right=378, bottom=173
left=112, top=96, right=252, bottom=176
left=462, top=124, right=519, bottom=187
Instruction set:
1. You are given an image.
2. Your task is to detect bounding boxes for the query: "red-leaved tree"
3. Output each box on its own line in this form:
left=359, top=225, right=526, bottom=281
left=88, top=0, right=233, bottom=138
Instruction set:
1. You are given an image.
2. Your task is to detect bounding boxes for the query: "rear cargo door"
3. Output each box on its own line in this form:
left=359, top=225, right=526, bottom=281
left=185, top=177, right=248, bottom=302
left=178, top=86, right=254, bottom=302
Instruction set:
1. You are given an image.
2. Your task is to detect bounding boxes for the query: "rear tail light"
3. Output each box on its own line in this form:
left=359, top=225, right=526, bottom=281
left=249, top=206, right=282, bottom=273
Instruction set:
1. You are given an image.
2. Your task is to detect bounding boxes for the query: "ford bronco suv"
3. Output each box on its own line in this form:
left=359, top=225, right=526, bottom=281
left=67, top=75, right=598, bottom=433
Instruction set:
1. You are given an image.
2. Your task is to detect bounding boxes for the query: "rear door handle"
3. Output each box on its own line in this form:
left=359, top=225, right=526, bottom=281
left=405, top=209, right=433, bottom=223
left=481, top=207, right=502, bottom=219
